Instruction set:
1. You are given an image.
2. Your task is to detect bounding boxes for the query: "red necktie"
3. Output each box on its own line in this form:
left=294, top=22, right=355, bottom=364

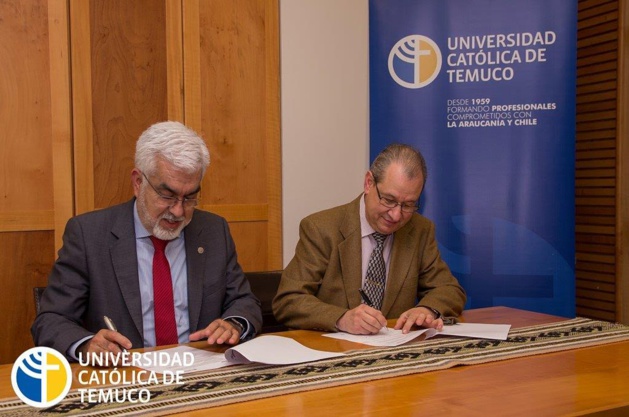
left=150, top=236, right=179, bottom=346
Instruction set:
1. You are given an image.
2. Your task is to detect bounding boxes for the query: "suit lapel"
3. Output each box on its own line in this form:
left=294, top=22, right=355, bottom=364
left=339, top=196, right=364, bottom=308
left=183, top=212, right=206, bottom=332
left=381, top=220, right=416, bottom=316
left=110, top=200, right=144, bottom=339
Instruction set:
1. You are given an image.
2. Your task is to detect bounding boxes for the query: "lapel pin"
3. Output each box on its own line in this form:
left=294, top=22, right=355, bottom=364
left=198, top=247, right=204, bottom=254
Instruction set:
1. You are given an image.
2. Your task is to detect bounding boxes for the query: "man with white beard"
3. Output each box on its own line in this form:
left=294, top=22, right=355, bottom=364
left=32, top=121, right=262, bottom=361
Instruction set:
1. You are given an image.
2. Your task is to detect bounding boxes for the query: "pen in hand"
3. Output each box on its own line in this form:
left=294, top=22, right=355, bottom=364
left=358, top=288, right=374, bottom=307
left=103, top=315, right=128, bottom=352
left=358, top=289, right=388, bottom=332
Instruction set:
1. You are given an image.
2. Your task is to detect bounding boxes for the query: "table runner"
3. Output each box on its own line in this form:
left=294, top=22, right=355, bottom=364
left=1, top=317, right=628, bottom=416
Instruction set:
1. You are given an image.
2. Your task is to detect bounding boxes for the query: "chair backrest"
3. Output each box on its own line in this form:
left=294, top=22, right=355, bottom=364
left=245, top=270, right=287, bottom=333
left=33, top=286, right=46, bottom=315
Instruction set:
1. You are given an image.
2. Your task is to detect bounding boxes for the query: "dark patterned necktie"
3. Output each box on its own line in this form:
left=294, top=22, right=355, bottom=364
left=150, top=236, right=179, bottom=346
left=363, top=232, right=388, bottom=310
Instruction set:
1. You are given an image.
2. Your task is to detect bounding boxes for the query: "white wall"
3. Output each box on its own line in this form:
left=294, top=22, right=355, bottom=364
left=280, top=0, right=370, bottom=266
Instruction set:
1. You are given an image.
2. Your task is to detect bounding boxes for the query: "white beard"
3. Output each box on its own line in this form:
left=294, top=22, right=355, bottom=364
left=151, top=211, right=188, bottom=240
left=137, top=187, right=189, bottom=240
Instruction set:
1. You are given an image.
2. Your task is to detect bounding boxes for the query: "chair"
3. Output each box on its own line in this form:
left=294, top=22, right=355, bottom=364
left=33, top=286, right=46, bottom=315
left=245, top=270, right=287, bottom=333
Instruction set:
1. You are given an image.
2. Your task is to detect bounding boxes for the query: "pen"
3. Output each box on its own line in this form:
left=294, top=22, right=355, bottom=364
left=103, top=316, right=128, bottom=352
left=358, top=289, right=388, bottom=332
left=358, top=288, right=374, bottom=307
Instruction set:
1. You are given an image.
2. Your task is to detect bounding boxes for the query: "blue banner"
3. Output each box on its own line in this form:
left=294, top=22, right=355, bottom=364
left=369, top=0, right=577, bottom=317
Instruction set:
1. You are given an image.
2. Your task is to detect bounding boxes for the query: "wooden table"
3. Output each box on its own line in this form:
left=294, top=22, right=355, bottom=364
left=2, top=307, right=628, bottom=416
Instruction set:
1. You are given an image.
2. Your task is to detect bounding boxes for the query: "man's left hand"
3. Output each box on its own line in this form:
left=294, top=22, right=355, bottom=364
left=394, top=306, right=443, bottom=333
left=189, top=319, right=241, bottom=345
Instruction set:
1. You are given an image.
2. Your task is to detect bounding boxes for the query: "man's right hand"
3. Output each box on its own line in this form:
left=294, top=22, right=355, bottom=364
left=77, top=329, right=132, bottom=362
left=335, top=304, right=387, bottom=334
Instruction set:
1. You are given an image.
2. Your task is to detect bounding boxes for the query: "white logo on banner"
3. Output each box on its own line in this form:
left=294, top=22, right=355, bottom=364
left=388, top=35, right=442, bottom=89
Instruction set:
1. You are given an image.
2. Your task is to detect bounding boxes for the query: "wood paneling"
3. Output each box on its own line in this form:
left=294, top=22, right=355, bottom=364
left=70, top=0, right=95, bottom=215
left=0, top=0, right=70, bottom=363
left=229, top=222, right=269, bottom=272
left=197, top=0, right=268, bottom=204
left=90, top=0, right=169, bottom=209
left=166, top=0, right=184, bottom=120
left=185, top=0, right=282, bottom=270
left=73, top=0, right=170, bottom=213
left=49, top=0, right=74, bottom=251
left=0, top=0, right=54, bottom=215
left=617, top=0, right=629, bottom=323
left=575, top=0, right=621, bottom=322
left=264, top=0, right=282, bottom=270
left=0, top=232, right=54, bottom=364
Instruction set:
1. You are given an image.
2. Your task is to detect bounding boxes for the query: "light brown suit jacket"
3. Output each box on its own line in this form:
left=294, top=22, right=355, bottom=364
left=273, top=195, right=466, bottom=331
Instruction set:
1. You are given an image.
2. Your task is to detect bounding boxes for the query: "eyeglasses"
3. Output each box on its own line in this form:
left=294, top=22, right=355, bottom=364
left=142, top=172, right=200, bottom=209
left=373, top=176, right=419, bottom=213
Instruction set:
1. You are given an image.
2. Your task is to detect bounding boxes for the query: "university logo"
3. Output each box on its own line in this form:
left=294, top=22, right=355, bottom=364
left=388, top=34, right=442, bottom=89
left=11, top=347, right=72, bottom=408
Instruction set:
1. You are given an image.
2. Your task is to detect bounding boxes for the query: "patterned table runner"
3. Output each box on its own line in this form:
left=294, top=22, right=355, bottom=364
left=2, top=317, right=628, bottom=416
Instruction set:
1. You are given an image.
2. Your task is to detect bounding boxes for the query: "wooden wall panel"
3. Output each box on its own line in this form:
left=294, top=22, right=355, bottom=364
left=198, top=0, right=267, bottom=204
left=186, top=0, right=282, bottom=271
left=0, top=0, right=72, bottom=363
left=90, top=0, right=169, bottom=209
left=616, top=0, right=629, bottom=323
left=70, top=0, right=95, bottom=215
left=0, top=232, right=54, bottom=363
left=49, top=0, right=74, bottom=251
left=0, top=0, right=54, bottom=215
left=73, top=0, right=170, bottom=213
left=576, top=0, right=621, bottom=321
left=228, top=222, right=269, bottom=272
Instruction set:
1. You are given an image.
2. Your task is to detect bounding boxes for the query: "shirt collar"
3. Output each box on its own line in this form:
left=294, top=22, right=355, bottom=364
left=359, top=194, right=378, bottom=239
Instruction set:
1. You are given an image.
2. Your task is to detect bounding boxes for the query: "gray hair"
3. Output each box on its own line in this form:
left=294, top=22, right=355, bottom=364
left=135, top=121, right=210, bottom=176
left=370, top=143, right=427, bottom=185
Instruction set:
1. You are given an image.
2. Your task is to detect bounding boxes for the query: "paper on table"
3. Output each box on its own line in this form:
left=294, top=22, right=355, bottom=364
left=322, top=322, right=512, bottom=346
left=138, top=335, right=344, bottom=374
left=434, top=323, right=511, bottom=340
left=225, top=335, right=344, bottom=365
left=138, top=345, right=231, bottom=374
left=322, top=327, right=430, bottom=346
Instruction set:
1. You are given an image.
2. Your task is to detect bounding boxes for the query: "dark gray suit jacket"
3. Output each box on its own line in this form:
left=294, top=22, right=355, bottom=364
left=31, top=199, right=262, bottom=358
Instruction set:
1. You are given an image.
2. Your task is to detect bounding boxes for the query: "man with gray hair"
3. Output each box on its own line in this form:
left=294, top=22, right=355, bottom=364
left=273, top=143, right=465, bottom=335
left=32, top=121, right=262, bottom=360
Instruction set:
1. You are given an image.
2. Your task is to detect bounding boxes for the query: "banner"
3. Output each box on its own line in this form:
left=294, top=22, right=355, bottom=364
left=369, top=0, right=577, bottom=317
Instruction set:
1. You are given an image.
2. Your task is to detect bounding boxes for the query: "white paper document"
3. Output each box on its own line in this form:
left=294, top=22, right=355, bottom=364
left=323, top=328, right=431, bottom=346
left=224, top=335, right=344, bottom=365
left=436, top=323, right=511, bottom=340
left=322, top=322, right=512, bottom=346
left=138, top=345, right=231, bottom=374
left=138, top=335, right=344, bottom=374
